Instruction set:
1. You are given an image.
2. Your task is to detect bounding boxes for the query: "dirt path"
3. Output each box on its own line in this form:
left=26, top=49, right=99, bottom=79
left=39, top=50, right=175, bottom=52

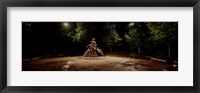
left=22, top=55, right=170, bottom=71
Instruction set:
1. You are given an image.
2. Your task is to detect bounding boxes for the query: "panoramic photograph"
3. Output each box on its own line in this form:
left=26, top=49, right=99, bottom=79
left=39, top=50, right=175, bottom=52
left=22, top=22, right=178, bottom=71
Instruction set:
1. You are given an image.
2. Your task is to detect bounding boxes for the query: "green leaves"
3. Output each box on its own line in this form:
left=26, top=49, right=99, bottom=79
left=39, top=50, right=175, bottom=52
left=62, top=23, right=86, bottom=43
left=124, top=23, right=144, bottom=52
left=75, top=23, right=85, bottom=42
left=147, top=22, right=178, bottom=43
left=147, top=22, right=178, bottom=58
left=103, top=23, right=122, bottom=52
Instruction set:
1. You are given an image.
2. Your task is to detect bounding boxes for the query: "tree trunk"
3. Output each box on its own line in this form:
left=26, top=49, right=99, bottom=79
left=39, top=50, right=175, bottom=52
left=110, top=47, right=113, bottom=53
left=138, top=47, right=141, bottom=54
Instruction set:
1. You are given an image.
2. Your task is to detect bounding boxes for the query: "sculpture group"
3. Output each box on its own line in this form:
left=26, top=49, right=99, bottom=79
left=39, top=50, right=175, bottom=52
left=83, top=38, right=104, bottom=57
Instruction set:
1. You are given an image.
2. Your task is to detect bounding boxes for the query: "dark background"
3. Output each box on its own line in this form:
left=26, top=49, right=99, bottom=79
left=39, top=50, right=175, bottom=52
left=22, top=22, right=178, bottom=62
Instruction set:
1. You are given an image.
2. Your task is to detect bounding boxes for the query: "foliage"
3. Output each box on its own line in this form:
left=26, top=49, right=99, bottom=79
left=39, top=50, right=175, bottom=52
left=75, top=23, right=84, bottom=42
left=60, top=23, right=87, bottom=43
left=124, top=23, right=146, bottom=54
left=147, top=22, right=178, bottom=59
left=103, top=23, right=122, bottom=52
left=147, top=22, right=178, bottom=43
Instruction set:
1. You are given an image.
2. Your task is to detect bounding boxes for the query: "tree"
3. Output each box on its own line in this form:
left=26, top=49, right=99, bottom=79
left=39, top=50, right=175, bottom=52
left=124, top=23, right=144, bottom=54
left=74, top=23, right=86, bottom=43
left=147, top=22, right=178, bottom=59
left=103, top=23, right=122, bottom=52
left=59, top=22, right=88, bottom=44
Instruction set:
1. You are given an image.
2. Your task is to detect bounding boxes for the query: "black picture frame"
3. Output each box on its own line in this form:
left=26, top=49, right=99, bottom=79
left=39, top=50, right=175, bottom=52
left=0, top=0, right=199, bottom=93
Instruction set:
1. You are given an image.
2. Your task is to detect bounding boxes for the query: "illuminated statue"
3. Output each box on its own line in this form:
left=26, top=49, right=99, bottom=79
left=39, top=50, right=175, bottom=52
left=83, top=38, right=104, bottom=57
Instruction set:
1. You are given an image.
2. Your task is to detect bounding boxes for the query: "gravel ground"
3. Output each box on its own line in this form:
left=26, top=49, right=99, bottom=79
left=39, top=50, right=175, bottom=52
left=22, top=55, right=171, bottom=71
